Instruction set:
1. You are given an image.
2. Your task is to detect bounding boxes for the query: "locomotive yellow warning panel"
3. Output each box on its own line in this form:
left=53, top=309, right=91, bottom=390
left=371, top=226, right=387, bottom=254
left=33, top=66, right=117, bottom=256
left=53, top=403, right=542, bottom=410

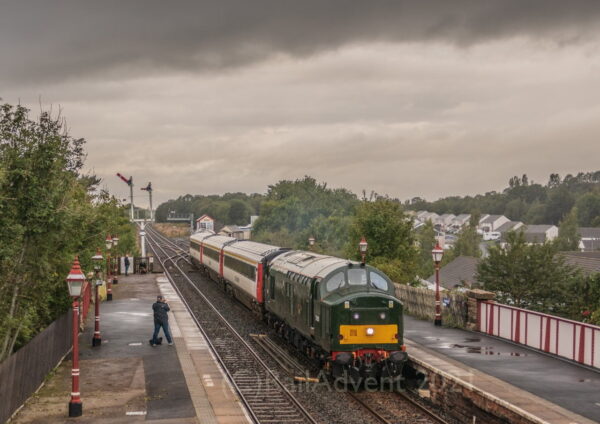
left=338, top=324, right=398, bottom=344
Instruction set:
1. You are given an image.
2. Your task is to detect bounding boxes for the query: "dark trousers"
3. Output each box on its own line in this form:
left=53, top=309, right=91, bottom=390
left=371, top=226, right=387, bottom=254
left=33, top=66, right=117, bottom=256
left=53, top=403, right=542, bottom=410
left=152, top=320, right=172, bottom=344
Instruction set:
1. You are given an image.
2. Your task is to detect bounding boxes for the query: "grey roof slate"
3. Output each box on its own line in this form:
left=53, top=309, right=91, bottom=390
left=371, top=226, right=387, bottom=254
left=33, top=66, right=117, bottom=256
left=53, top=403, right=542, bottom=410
left=480, top=214, right=504, bottom=224
left=452, top=214, right=471, bottom=225
left=559, top=252, right=600, bottom=276
left=520, top=225, right=555, bottom=243
left=524, top=224, right=554, bottom=233
left=496, top=220, right=523, bottom=233
left=427, top=256, right=480, bottom=289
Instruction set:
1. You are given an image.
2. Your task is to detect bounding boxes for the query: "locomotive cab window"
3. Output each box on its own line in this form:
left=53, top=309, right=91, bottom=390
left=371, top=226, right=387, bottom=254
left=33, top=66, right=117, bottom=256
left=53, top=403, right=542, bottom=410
left=369, top=271, right=388, bottom=291
left=347, top=269, right=367, bottom=286
left=325, top=271, right=345, bottom=292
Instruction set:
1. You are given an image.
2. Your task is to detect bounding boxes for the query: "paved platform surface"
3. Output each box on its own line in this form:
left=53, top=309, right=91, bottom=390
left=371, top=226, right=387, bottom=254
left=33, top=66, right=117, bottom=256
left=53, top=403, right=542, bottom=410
left=404, top=314, right=600, bottom=423
left=11, top=273, right=249, bottom=423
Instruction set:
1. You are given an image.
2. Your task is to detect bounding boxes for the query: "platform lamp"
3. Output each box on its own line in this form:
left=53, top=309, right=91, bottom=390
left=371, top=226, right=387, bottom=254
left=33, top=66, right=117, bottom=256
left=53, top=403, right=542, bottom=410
left=432, top=242, right=444, bottom=327
left=105, top=235, right=113, bottom=301
left=308, top=236, right=315, bottom=251
left=111, top=235, right=119, bottom=285
left=66, top=257, right=85, bottom=417
left=359, top=237, right=368, bottom=266
left=91, top=249, right=103, bottom=347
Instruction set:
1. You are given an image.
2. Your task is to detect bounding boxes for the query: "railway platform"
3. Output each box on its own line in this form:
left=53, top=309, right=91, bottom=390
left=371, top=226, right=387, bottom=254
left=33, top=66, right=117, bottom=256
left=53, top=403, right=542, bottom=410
left=11, top=273, right=249, bottom=424
left=404, top=315, right=600, bottom=424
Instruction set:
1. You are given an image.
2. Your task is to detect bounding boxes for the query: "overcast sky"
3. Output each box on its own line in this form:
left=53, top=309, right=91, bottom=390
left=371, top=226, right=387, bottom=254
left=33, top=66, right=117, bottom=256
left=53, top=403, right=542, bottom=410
left=2, top=1, right=600, bottom=207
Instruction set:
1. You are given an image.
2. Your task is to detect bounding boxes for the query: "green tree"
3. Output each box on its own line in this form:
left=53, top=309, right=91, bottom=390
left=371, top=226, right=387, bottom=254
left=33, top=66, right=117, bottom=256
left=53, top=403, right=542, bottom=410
left=347, top=198, right=418, bottom=284
left=575, top=193, right=600, bottom=227
left=543, top=186, right=575, bottom=225
left=416, top=220, right=436, bottom=278
left=227, top=199, right=252, bottom=225
left=252, top=176, right=358, bottom=252
left=559, top=272, right=600, bottom=323
left=0, top=102, right=136, bottom=361
left=477, top=232, right=576, bottom=310
left=504, top=198, right=528, bottom=221
left=450, top=212, right=481, bottom=259
left=555, top=207, right=580, bottom=251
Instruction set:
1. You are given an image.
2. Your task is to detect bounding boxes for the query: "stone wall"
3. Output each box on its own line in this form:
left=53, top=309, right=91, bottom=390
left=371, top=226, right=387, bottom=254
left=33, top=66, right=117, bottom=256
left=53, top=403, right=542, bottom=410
left=465, top=289, right=496, bottom=331
left=394, top=283, right=469, bottom=328
left=409, top=359, right=547, bottom=424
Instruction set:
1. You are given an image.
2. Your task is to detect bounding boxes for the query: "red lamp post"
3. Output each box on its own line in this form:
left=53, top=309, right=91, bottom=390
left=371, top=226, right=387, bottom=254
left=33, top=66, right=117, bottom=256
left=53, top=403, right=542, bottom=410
left=66, top=257, right=85, bottom=417
left=432, top=242, right=444, bottom=327
left=91, top=249, right=103, bottom=347
left=359, top=237, right=368, bottom=265
left=111, top=235, right=119, bottom=285
left=105, top=235, right=113, bottom=301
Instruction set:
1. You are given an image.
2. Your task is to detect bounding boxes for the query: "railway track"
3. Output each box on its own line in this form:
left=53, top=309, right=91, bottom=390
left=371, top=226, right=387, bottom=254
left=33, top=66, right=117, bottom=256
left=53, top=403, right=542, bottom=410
left=145, top=226, right=319, bottom=424
left=248, top=333, right=396, bottom=424
left=145, top=225, right=452, bottom=424
left=248, top=330, right=449, bottom=424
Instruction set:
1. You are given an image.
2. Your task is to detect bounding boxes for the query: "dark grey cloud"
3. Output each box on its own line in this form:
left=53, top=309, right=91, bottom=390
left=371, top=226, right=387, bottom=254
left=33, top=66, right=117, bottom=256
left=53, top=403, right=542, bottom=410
left=2, top=0, right=600, bottom=84
left=2, top=4, right=600, bottom=205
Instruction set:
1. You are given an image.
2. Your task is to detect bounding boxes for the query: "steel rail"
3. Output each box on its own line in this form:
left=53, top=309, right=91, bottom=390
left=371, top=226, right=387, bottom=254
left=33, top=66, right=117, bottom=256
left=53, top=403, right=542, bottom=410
left=396, top=391, right=450, bottom=424
left=249, top=333, right=395, bottom=424
left=145, top=230, right=318, bottom=424
left=145, top=226, right=190, bottom=263
left=346, top=393, right=395, bottom=424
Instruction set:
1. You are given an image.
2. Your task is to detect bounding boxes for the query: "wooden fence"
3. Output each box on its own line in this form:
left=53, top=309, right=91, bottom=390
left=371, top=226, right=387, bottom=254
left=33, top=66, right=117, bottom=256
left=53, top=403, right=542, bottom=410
left=395, top=283, right=469, bottom=328
left=0, top=281, right=92, bottom=423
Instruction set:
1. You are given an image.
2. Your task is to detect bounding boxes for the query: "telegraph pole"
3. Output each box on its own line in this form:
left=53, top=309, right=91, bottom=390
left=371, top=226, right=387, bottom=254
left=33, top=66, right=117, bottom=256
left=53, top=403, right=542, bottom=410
left=116, top=173, right=134, bottom=221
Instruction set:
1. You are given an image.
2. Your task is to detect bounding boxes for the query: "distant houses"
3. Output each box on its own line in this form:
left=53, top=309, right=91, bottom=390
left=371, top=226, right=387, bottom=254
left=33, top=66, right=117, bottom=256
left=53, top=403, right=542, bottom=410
left=219, top=225, right=250, bottom=240
left=451, top=214, right=471, bottom=232
left=478, top=215, right=510, bottom=233
left=578, top=227, right=600, bottom=252
left=411, top=208, right=600, bottom=252
left=438, top=213, right=456, bottom=229
left=496, top=220, right=524, bottom=236
left=521, top=225, right=559, bottom=244
left=217, top=215, right=259, bottom=240
left=413, top=210, right=471, bottom=233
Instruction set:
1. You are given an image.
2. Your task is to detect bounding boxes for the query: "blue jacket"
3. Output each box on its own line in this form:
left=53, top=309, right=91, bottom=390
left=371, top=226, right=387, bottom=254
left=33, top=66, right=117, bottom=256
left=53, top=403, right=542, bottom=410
left=152, top=302, right=170, bottom=324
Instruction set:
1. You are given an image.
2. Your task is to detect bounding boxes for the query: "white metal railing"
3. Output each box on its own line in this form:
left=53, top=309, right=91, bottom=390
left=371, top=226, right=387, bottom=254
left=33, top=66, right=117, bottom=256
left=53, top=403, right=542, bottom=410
left=478, top=301, right=599, bottom=369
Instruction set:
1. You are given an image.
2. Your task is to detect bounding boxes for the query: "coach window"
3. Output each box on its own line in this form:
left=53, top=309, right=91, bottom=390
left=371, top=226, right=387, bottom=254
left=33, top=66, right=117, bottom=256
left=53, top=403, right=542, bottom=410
left=326, top=272, right=345, bottom=292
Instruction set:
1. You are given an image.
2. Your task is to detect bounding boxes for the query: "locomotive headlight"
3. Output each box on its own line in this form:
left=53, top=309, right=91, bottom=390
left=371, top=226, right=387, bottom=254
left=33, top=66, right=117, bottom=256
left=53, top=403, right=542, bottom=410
left=379, top=312, right=386, bottom=320
left=353, top=312, right=360, bottom=320
left=366, top=327, right=375, bottom=336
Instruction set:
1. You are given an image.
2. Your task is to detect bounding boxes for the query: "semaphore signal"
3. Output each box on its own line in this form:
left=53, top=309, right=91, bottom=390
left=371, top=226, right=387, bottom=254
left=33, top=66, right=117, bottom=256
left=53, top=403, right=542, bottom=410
left=116, top=173, right=134, bottom=221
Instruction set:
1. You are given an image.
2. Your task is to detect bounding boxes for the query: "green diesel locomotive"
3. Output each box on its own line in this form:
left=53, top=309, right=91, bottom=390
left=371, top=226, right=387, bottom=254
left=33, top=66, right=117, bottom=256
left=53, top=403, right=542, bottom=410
left=266, top=250, right=408, bottom=384
left=189, top=230, right=408, bottom=385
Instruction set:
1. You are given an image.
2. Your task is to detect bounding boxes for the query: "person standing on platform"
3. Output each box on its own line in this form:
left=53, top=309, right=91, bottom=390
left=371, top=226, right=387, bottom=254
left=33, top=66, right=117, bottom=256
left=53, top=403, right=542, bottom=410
left=124, top=255, right=130, bottom=276
left=150, top=295, right=173, bottom=346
